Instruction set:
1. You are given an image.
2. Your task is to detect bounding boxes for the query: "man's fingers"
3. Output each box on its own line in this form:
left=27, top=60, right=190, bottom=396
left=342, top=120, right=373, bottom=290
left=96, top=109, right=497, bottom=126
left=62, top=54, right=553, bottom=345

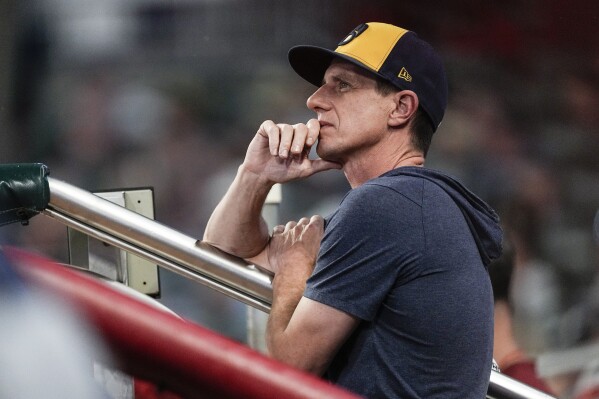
left=284, top=220, right=297, bottom=232
left=309, top=215, right=324, bottom=230
left=276, top=217, right=324, bottom=237
left=297, top=217, right=310, bottom=227
left=306, top=119, right=320, bottom=146
left=290, top=124, right=308, bottom=156
left=305, top=215, right=324, bottom=237
left=277, top=124, right=294, bottom=158
left=259, top=120, right=323, bottom=160
left=276, top=122, right=316, bottom=159
left=258, top=120, right=280, bottom=156
left=298, top=215, right=325, bottom=243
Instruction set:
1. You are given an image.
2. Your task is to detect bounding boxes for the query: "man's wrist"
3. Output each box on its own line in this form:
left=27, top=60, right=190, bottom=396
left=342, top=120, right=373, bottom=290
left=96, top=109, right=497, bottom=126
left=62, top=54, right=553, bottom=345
left=238, top=164, right=275, bottom=190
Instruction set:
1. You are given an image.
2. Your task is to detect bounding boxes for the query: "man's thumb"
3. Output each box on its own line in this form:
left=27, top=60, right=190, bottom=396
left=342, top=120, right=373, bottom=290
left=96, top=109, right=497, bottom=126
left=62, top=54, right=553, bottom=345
left=311, top=159, right=342, bottom=173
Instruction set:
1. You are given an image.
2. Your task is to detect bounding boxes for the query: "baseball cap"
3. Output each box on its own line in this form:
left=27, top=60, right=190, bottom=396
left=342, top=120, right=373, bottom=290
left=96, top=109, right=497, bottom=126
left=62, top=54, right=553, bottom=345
left=288, top=22, right=448, bottom=132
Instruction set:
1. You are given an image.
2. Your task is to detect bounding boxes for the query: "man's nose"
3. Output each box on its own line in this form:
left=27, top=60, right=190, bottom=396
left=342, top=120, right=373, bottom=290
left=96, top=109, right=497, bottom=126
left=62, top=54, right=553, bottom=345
left=306, top=85, right=329, bottom=112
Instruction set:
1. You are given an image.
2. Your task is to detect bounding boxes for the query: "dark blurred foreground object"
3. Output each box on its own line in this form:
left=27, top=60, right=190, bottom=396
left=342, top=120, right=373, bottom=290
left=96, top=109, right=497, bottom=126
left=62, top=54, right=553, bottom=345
left=0, top=163, right=49, bottom=226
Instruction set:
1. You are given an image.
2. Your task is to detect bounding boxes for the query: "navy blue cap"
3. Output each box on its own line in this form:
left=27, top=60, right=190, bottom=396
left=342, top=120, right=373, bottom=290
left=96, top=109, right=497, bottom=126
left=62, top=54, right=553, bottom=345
left=288, top=22, right=448, bottom=132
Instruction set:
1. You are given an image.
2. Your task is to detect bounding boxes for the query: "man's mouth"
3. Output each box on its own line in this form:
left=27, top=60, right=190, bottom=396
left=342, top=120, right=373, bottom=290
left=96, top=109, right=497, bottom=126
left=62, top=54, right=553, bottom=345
left=319, top=120, right=333, bottom=129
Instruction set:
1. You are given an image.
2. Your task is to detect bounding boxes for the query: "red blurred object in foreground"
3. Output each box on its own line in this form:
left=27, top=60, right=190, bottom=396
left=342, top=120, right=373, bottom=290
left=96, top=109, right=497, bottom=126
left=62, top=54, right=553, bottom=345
left=5, top=247, right=361, bottom=399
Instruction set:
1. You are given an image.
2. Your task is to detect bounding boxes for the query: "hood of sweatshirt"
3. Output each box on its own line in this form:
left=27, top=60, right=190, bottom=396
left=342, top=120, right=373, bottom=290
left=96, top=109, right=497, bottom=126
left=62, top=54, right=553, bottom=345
left=382, top=166, right=503, bottom=266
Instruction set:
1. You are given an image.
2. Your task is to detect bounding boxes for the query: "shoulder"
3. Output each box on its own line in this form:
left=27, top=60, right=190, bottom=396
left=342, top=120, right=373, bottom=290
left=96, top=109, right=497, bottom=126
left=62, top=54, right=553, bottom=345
left=342, top=174, right=424, bottom=210
left=325, top=178, right=423, bottom=237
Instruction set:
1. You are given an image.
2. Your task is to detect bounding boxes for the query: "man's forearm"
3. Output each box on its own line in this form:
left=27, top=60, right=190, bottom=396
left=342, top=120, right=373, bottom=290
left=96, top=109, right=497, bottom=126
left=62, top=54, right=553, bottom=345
left=266, top=265, right=316, bottom=370
left=203, top=164, right=273, bottom=258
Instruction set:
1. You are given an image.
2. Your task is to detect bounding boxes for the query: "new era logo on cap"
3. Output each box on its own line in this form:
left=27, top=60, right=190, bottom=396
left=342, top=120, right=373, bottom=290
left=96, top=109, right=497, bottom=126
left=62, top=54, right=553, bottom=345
left=288, top=22, right=448, bottom=132
left=398, top=67, right=412, bottom=82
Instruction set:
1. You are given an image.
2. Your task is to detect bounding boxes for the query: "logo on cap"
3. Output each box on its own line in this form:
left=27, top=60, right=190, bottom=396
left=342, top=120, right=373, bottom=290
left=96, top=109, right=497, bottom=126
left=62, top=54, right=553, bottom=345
left=338, top=23, right=368, bottom=46
left=398, top=67, right=412, bottom=82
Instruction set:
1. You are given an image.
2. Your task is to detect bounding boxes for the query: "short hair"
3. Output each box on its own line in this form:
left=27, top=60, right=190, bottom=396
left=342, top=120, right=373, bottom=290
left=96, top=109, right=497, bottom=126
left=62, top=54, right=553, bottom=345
left=374, top=78, right=435, bottom=156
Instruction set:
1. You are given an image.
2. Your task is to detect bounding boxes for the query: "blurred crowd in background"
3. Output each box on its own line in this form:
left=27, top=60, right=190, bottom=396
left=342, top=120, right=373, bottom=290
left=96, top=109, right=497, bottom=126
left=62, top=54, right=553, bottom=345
left=0, top=0, right=598, bottom=397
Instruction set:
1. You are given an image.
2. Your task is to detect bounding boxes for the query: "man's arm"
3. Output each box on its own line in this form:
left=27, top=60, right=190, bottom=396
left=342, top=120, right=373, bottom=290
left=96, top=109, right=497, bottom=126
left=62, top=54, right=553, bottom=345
left=203, top=119, right=340, bottom=269
left=268, top=288, right=360, bottom=375
left=265, top=217, right=360, bottom=374
left=203, top=165, right=273, bottom=259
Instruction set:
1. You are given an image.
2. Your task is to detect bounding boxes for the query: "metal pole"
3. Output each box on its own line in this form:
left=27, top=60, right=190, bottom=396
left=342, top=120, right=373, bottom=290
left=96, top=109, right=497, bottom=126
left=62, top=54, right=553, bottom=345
left=45, top=177, right=273, bottom=313
left=487, top=370, right=557, bottom=399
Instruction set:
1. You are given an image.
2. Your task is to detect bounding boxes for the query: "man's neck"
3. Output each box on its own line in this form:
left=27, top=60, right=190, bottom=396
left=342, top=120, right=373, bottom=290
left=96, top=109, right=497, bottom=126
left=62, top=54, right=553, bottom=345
left=343, top=148, right=425, bottom=188
left=340, top=127, right=425, bottom=187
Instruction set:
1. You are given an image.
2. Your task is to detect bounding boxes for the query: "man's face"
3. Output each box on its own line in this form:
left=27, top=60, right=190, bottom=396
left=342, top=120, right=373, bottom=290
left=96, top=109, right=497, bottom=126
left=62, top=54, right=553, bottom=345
left=306, top=60, right=395, bottom=163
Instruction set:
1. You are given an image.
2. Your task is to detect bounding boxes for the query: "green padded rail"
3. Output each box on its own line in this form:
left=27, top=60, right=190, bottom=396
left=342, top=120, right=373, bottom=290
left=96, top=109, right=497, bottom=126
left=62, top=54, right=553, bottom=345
left=0, top=163, right=50, bottom=226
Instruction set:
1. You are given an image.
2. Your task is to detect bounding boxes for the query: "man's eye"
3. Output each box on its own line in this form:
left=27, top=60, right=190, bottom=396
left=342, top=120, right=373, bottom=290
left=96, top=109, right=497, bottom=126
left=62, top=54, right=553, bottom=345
left=338, top=81, right=351, bottom=90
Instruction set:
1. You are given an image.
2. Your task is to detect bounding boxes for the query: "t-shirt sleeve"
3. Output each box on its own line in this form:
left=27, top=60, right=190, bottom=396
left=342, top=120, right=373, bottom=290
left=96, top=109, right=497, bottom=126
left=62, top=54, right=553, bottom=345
left=304, top=183, right=422, bottom=321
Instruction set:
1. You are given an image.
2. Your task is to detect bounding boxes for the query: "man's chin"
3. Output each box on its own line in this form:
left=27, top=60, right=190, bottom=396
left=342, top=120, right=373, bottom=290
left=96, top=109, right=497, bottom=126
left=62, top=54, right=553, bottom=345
left=315, top=143, right=338, bottom=162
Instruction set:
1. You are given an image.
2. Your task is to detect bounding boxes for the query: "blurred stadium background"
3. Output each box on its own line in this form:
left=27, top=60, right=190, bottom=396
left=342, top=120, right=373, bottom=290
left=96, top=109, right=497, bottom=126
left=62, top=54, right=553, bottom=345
left=0, top=0, right=598, bottom=370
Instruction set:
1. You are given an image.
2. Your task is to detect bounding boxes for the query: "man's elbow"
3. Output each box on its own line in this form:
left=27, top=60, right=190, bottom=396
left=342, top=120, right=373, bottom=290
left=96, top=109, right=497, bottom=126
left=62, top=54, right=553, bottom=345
left=266, top=341, right=328, bottom=376
left=201, top=235, right=267, bottom=262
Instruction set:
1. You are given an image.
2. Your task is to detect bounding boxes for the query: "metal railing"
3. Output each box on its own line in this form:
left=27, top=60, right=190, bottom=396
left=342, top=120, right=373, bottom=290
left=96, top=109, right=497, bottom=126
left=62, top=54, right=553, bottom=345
left=42, top=177, right=556, bottom=399
left=488, top=371, right=555, bottom=399
left=44, top=177, right=273, bottom=313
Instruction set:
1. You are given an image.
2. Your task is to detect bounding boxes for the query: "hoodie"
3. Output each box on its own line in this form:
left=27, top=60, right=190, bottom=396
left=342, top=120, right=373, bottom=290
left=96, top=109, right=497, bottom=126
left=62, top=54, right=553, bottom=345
left=383, top=166, right=503, bottom=266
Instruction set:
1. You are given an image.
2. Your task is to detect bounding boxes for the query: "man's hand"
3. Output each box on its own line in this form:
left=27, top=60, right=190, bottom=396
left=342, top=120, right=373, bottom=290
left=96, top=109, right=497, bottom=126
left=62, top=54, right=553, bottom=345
left=265, top=215, right=360, bottom=375
left=243, top=119, right=341, bottom=184
left=203, top=120, right=338, bottom=265
left=268, top=215, right=324, bottom=275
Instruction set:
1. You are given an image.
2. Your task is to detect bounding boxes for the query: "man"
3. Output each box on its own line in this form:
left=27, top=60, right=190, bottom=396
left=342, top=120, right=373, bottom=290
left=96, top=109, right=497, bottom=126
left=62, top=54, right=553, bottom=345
left=203, top=22, right=503, bottom=398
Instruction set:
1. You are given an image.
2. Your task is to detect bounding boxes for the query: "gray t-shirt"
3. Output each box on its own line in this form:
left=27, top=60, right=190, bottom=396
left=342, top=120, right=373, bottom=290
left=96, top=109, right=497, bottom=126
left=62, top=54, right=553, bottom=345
left=305, top=167, right=501, bottom=399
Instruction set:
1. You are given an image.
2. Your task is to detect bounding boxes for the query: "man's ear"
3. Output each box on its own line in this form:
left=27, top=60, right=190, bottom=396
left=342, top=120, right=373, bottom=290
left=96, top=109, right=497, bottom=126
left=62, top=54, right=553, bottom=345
left=389, top=90, right=419, bottom=128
